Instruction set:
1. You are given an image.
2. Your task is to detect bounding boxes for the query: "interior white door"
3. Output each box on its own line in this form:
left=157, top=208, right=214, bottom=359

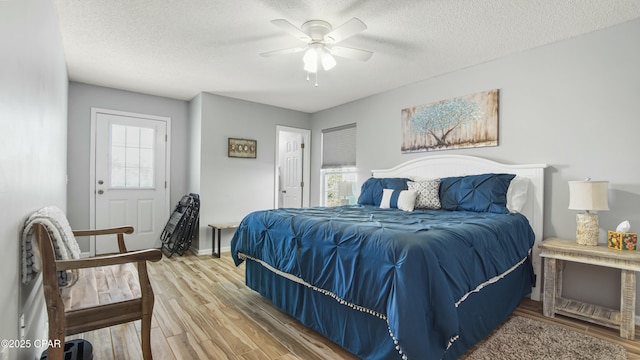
left=279, top=131, right=303, bottom=208
left=94, top=111, right=168, bottom=254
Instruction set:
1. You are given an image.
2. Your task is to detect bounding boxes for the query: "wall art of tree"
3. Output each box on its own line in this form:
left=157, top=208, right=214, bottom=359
left=401, top=89, right=498, bottom=152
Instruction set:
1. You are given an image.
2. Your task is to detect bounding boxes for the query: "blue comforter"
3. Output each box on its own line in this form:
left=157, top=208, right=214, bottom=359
left=231, top=205, right=534, bottom=359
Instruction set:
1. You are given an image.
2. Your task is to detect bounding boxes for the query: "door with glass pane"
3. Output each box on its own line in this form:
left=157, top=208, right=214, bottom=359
left=94, top=111, right=168, bottom=254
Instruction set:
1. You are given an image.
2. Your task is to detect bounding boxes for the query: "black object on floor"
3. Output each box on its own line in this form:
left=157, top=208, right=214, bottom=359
left=161, top=193, right=200, bottom=257
left=40, top=339, right=93, bottom=360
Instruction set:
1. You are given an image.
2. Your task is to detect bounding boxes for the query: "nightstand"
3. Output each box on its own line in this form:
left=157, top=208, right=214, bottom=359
left=208, top=223, right=239, bottom=258
left=539, top=238, right=640, bottom=339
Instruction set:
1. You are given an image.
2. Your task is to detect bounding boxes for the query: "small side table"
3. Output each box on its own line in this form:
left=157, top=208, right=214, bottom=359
left=208, top=223, right=239, bottom=258
left=539, top=237, right=640, bottom=339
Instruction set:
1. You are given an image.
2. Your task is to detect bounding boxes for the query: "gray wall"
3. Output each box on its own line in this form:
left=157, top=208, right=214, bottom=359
left=311, top=19, right=640, bottom=311
left=67, top=82, right=190, bottom=251
left=0, top=0, right=68, bottom=358
left=190, top=93, right=311, bottom=253
left=188, top=94, right=203, bottom=195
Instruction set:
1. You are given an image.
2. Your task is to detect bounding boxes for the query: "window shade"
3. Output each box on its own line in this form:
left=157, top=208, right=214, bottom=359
left=321, top=123, right=356, bottom=169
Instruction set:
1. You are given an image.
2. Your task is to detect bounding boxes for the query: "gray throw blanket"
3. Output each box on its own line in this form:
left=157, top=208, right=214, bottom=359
left=22, top=206, right=81, bottom=285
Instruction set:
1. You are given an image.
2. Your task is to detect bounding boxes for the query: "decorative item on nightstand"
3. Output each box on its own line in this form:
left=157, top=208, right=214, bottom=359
left=338, top=181, right=354, bottom=205
left=608, top=220, right=638, bottom=250
left=568, top=178, right=609, bottom=246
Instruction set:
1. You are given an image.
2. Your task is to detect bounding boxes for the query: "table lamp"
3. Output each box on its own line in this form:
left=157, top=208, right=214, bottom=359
left=338, top=181, right=354, bottom=205
left=568, top=179, right=609, bottom=246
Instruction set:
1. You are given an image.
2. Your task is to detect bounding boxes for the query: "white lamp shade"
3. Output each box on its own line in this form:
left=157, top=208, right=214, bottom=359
left=303, top=48, right=318, bottom=73
left=338, top=181, right=354, bottom=197
left=568, top=180, right=609, bottom=211
left=319, top=49, right=336, bottom=71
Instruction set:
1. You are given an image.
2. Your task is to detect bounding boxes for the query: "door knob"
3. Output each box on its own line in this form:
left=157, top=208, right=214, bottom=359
left=282, top=190, right=287, bottom=193
left=97, top=190, right=104, bottom=195
left=98, top=180, right=104, bottom=185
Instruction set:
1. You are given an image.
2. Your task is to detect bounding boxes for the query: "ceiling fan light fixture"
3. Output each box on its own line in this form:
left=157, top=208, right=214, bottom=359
left=320, top=48, right=336, bottom=71
left=263, top=17, right=371, bottom=82
left=303, top=48, right=318, bottom=73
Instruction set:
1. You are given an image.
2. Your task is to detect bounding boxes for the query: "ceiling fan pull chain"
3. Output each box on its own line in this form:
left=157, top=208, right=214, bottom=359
left=315, top=72, right=319, bottom=87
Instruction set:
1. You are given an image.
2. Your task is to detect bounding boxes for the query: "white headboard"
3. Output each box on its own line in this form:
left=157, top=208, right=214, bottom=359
left=372, top=154, right=547, bottom=301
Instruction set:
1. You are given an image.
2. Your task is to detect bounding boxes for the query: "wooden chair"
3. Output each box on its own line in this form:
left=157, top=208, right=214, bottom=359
left=34, top=223, right=162, bottom=360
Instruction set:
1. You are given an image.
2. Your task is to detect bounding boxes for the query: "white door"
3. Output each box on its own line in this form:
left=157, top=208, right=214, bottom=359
left=279, top=131, right=304, bottom=208
left=93, top=109, right=170, bottom=254
left=275, top=126, right=310, bottom=209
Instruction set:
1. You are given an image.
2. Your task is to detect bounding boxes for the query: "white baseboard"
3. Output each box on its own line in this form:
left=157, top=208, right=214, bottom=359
left=189, top=245, right=231, bottom=256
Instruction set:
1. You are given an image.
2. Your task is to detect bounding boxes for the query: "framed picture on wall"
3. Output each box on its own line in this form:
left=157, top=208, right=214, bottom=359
left=401, top=89, right=499, bottom=153
left=228, top=138, right=257, bottom=158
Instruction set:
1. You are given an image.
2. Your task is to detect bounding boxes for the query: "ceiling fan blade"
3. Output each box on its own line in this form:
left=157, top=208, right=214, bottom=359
left=324, top=17, right=367, bottom=43
left=260, top=47, right=307, bottom=57
left=328, top=46, right=373, bottom=61
left=270, top=19, right=311, bottom=42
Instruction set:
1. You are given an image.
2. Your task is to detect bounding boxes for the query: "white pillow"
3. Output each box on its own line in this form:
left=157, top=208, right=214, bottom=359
left=380, top=189, right=417, bottom=212
left=506, top=176, right=529, bottom=213
left=407, top=179, right=441, bottom=209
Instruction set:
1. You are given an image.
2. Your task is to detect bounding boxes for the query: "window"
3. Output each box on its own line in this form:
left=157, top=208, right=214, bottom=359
left=322, top=169, right=357, bottom=206
left=321, top=123, right=356, bottom=206
left=110, top=124, right=155, bottom=188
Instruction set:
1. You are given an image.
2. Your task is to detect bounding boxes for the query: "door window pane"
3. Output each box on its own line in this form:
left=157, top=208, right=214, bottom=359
left=110, top=124, right=155, bottom=188
left=125, top=167, right=140, bottom=187
left=140, top=168, right=154, bottom=187
left=111, top=146, right=126, bottom=167
left=126, top=148, right=140, bottom=167
left=126, top=126, right=140, bottom=147
left=140, top=128, right=154, bottom=148
left=140, top=149, right=153, bottom=167
left=111, top=166, right=125, bottom=187
left=111, top=125, right=126, bottom=147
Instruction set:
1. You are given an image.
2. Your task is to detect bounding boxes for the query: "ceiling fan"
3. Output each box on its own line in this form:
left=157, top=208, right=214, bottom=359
left=260, top=17, right=373, bottom=83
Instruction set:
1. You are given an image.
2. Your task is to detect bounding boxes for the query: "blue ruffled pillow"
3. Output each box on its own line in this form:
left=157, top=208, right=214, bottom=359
left=357, top=177, right=411, bottom=206
left=439, top=173, right=515, bottom=214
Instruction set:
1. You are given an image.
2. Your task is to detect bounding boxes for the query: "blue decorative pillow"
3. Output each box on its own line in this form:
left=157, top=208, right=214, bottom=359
left=439, top=173, right=515, bottom=214
left=357, top=177, right=410, bottom=206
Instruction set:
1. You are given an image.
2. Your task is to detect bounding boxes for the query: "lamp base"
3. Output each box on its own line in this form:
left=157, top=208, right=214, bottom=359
left=576, top=212, right=599, bottom=246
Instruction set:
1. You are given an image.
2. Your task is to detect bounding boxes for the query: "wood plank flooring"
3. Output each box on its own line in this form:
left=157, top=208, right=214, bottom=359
left=68, top=252, right=640, bottom=359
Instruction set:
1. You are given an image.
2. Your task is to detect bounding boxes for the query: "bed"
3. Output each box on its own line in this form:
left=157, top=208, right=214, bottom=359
left=231, top=155, right=546, bottom=359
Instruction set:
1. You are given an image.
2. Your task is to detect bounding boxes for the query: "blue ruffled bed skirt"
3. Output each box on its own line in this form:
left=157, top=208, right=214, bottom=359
left=245, top=256, right=533, bottom=360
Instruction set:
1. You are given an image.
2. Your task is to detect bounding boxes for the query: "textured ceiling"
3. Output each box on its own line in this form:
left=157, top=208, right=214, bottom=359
left=53, top=0, right=640, bottom=113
